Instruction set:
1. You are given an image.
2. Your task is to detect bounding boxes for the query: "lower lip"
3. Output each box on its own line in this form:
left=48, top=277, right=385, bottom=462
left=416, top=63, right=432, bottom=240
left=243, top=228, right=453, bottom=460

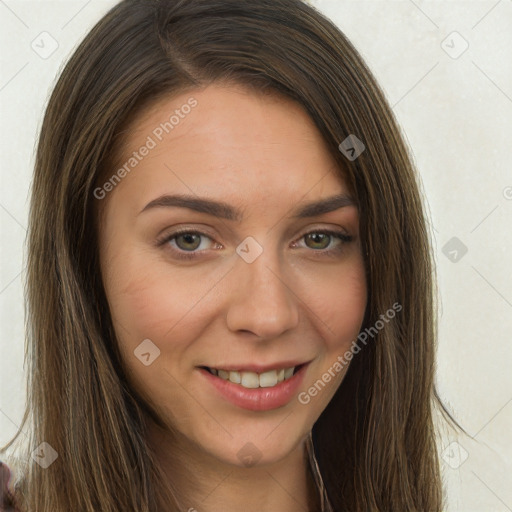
left=197, top=364, right=309, bottom=412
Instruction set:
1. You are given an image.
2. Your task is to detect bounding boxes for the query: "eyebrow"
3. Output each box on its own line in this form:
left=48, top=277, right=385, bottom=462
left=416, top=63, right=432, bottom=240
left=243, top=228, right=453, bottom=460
left=138, top=193, right=355, bottom=220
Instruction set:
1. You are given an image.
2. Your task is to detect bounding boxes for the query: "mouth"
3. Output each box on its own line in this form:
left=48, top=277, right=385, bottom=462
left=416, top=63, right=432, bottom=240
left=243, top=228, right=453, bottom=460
left=197, top=361, right=310, bottom=411
left=199, top=364, right=305, bottom=389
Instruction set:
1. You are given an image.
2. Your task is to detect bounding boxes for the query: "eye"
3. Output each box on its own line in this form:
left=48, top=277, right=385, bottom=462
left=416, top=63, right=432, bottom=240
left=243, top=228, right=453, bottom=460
left=294, top=229, right=353, bottom=255
left=156, top=229, right=221, bottom=260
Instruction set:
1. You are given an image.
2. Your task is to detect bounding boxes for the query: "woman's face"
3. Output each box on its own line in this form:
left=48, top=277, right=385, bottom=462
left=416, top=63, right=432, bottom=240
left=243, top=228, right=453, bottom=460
left=98, top=83, right=367, bottom=467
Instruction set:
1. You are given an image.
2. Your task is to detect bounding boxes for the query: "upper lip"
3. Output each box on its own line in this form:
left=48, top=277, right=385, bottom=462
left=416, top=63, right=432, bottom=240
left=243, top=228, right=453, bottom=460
left=199, top=360, right=311, bottom=373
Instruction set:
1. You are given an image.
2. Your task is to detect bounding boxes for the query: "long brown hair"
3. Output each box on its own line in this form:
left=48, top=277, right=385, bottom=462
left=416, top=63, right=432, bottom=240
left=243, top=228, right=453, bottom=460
left=1, top=0, right=465, bottom=510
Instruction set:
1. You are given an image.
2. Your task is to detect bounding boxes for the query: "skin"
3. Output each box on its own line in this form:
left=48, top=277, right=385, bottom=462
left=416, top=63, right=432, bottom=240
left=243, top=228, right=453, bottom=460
left=97, top=83, right=367, bottom=511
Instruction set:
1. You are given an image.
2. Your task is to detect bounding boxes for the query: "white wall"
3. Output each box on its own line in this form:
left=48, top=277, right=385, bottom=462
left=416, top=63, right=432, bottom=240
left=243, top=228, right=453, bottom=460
left=1, top=1, right=511, bottom=510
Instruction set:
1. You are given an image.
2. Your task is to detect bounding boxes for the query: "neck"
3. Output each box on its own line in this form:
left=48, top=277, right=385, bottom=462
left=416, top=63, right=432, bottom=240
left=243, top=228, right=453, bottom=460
left=147, top=423, right=321, bottom=512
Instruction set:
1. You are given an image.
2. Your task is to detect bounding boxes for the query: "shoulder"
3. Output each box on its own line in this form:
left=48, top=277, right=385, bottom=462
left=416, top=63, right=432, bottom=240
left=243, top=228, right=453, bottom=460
left=1, top=461, right=19, bottom=511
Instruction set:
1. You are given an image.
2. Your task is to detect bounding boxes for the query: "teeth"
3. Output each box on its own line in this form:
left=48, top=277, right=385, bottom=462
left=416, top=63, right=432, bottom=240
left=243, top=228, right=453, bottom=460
left=228, top=371, right=241, bottom=384
left=284, top=367, right=294, bottom=379
left=259, top=370, right=278, bottom=388
left=241, top=372, right=259, bottom=389
left=209, top=366, right=297, bottom=389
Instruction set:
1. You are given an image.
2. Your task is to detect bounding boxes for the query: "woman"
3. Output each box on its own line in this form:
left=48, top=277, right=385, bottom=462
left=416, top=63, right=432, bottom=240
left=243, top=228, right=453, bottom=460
left=0, top=0, right=464, bottom=510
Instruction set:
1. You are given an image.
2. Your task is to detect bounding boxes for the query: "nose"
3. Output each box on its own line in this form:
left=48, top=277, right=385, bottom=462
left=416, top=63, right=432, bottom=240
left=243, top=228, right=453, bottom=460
left=225, top=246, right=300, bottom=339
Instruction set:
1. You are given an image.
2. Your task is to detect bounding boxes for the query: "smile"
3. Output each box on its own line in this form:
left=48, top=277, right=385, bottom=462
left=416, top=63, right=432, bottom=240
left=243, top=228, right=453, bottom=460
left=198, top=362, right=310, bottom=411
left=203, top=365, right=300, bottom=389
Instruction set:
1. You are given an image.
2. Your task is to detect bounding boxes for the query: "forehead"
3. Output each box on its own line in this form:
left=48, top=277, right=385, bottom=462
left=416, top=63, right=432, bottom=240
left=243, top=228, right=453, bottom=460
left=101, top=83, right=350, bottom=217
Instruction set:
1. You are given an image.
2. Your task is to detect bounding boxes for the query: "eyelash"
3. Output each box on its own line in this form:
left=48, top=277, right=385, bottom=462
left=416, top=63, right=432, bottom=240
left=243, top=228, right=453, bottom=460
left=156, top=228, right=354, bottom=261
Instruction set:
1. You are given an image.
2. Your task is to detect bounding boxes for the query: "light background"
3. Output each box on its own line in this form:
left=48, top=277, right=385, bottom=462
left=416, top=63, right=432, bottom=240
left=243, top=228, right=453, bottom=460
left=1, top=1, right=511, bottom=510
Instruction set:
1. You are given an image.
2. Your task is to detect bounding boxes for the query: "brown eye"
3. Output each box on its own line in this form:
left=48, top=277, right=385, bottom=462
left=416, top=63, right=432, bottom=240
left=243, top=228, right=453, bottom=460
left=294, top=229, right=354, bottom=258
left=174, top=233, right=202, bottom=251
left=156, top=229, right=220, bottom=261
left=304, top=232, right=331, bottom=250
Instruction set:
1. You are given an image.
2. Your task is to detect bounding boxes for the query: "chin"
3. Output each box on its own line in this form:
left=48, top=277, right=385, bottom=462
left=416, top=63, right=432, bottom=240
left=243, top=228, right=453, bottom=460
left=194, top=422, right=310, bottom=469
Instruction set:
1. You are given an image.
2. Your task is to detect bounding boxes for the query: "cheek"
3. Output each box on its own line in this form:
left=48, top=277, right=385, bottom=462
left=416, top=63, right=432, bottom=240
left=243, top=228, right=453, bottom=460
left=102, top=247, right=223, bottom=361
left=301, top=257, right=367, bottom=349
left=297, top=262, right=367, bottom=410
left=330, top=268, right=367, bottom=347
left=102, top=251, right=223, bottom=422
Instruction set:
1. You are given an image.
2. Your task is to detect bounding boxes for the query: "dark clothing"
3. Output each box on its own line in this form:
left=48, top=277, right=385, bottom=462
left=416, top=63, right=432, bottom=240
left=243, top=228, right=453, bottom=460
left=0, top=462, right=18, bottom=512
